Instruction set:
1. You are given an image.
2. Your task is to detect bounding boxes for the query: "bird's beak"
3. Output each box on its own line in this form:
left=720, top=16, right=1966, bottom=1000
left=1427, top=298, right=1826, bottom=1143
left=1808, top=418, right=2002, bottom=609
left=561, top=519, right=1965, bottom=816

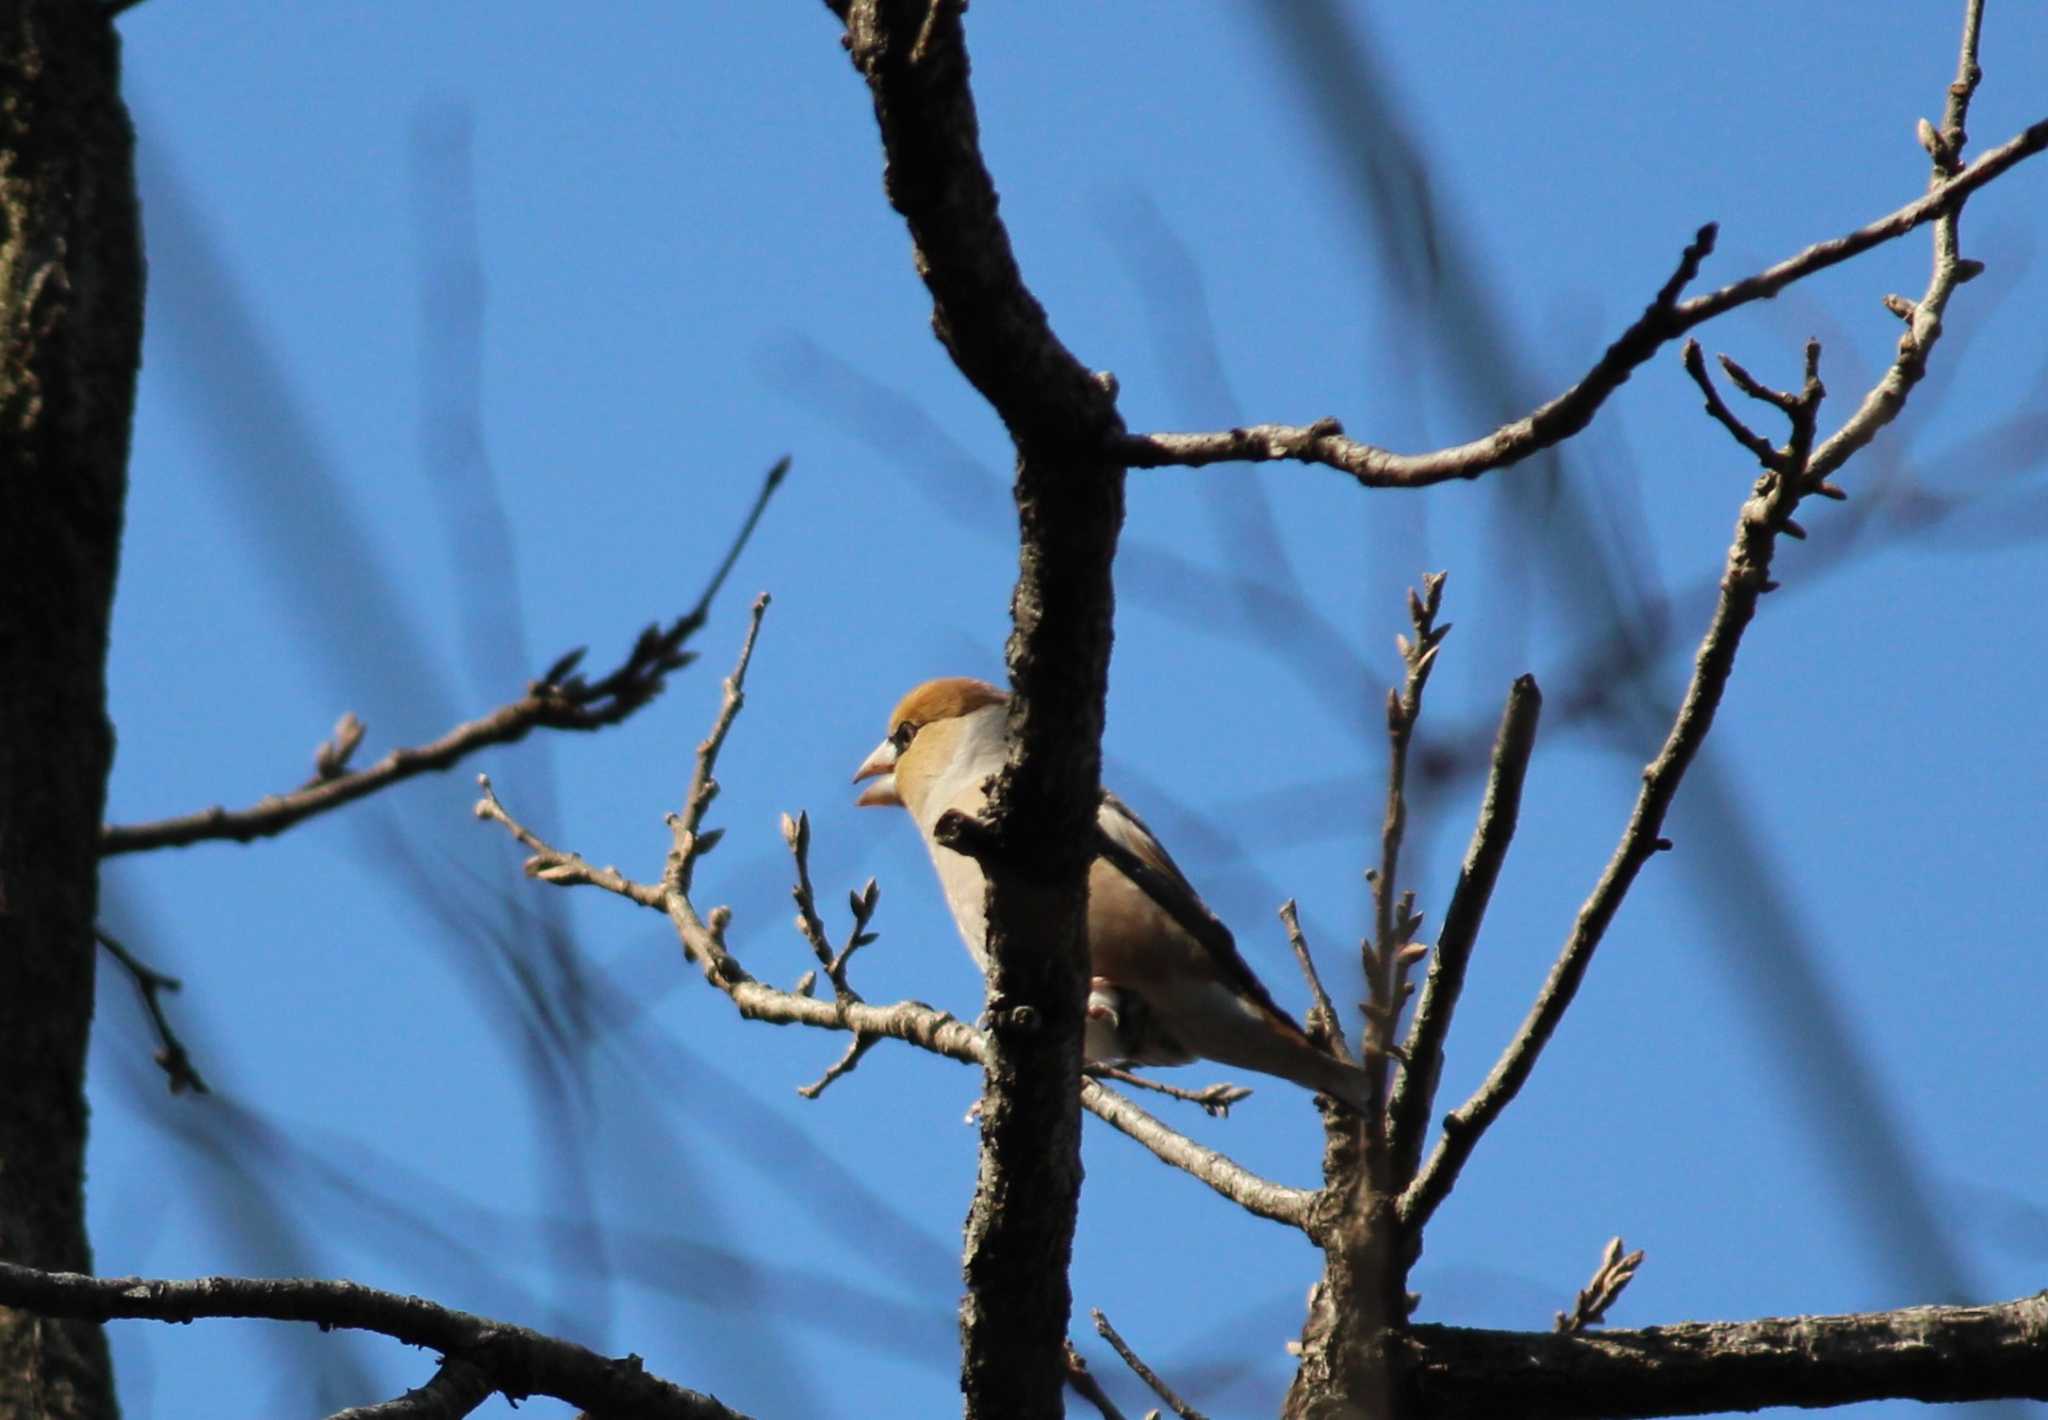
left=852, top=740, right=902, bottom=807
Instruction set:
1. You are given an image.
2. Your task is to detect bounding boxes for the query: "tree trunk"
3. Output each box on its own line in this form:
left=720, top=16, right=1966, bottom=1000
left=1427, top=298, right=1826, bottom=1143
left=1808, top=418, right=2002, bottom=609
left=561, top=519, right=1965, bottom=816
left=0, top=3, right=143, bottom=1416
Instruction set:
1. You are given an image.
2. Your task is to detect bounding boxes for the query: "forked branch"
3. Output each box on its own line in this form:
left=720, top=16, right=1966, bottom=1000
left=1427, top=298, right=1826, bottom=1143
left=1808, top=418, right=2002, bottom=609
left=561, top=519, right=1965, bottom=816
left=101, top=456, right=786, bottom=856
left=1118, top=110, right=2048, bottom=489
left=473, top=601, right=1313, bottom=1231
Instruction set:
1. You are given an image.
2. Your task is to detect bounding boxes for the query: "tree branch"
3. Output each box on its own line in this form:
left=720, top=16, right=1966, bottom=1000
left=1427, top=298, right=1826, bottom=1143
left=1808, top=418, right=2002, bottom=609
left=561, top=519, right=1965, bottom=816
left=1063, top=1341, right=1131, bottom=1420
left=476, top=774, right=1313, bottom=1226
left=1092, top=1309, right=1211, bottom=1420
left=327, top=1358, right=493, bottom=1420
left=1395, top=5, right=2008, bottom=1228
left=0, top=1261, right=751, bottom=1420
left=99, top=456, right=786, bottom=856
left=1400, top=341, right=1827, bottom=1236
left=1117, top=110, right=2048, bottom=487
left=95, top=929, right=209, bottom=1095
left=837, top=3, right=1131, bottom=1416
left=471, top=605, right=1312, bottom=1231
left=1363, top=577, right=1449, bottom=1141
left=1386, top=674, right=1540, bottom=1191
left=1404, top=1292, right=2048, bottom=1418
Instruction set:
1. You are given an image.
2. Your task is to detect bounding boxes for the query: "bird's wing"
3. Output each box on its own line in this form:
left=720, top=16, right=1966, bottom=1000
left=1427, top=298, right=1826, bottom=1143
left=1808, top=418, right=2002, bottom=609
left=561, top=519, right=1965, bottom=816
left=1094, top=792, right=1310, bottom=1040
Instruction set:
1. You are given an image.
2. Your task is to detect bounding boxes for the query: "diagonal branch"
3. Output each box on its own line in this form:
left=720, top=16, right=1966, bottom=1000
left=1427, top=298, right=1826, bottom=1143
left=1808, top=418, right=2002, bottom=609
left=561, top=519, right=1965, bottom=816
left=1092, top=1309, right=1211, bottom=1420
left=1386, top=674, right=1540, bottom=1190
left=471, top=603, right=1312, bottom=1231
left=95, top=929, right=210, bottom=1095
left=1400, top=347, right=1826, bottom=1235
left=1063, top=1341, right=1131, bottom=1420
left=1399, top=4, right=2002, bottom=1236
left=99, top=456, right=786, bottom=856
left=1118, top=110, right=2048, bottom=488
left=476, top=772, right=1313, bottom=1228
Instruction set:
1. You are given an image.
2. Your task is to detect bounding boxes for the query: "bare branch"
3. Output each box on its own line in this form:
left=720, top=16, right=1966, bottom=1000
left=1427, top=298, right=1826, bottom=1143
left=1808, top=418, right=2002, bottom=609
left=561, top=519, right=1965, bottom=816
left=1086, top=1066, right=1252, bottom=1119
left=1078, top=1080, right=1313, bottom=1228
left=1681, top=342, right=1778, bottom=467
left=780, top=810, right=880, bottom=1005
left=1092, top=1309, right=1211, bottom=1420
left=1407, top=1291, right=2048, bottom=1418
left=0, top=1261, right=750, bottom=1420
left=1364, top=575, right=1449, bottom=1135
left=1805, top=11, right=1995, bottom=490
left=100, top=458, right=786, bottom=856
left=1064, top=1341, right=1132, bottom=1420
left=1401, top=357, right=1833, bottom=1236
left=1386, top=674, right=1540, bottom=1190
left=95, top=929, right=209, bottom=1095
left=1397, top=21, right=2011, bottom=1228
left=1278, top=900, right=1348, bottom=1061
left=836, top=2, right=1132, bottom=1412
left=470, top=619, right=1311, bottom=1230
left=664, top=593, right=771, bottom=903
left=1119, top=111, right=2048, bottom=487
left=796, top=1032, right=881, bottom=1101
left=327, top=1358, right=494, bottom=1420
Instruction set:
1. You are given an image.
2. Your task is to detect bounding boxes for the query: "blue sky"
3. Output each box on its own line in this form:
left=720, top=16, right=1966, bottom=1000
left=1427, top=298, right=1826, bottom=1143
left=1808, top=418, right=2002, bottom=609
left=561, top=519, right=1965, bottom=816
left=92, top=3, right=2047, bottom=1415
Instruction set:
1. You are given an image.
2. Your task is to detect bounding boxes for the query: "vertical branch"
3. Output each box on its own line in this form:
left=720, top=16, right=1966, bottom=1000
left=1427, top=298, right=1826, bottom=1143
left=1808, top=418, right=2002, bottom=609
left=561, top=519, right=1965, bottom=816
left=839, top=3, right=1128, bottom=1416
left=1289, top=578, right=1448, bottom=1420
left=0, top=5, right=142, bottom=1417
left=1363, top=574, right=1448, bottom=1140
left=1387, top=675, right=1541, bottom=1193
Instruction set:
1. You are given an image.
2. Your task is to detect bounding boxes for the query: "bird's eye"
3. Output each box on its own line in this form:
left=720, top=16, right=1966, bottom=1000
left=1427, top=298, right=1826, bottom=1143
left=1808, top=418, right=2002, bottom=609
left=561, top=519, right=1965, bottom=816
left=889, top=721, right=917, bottom=752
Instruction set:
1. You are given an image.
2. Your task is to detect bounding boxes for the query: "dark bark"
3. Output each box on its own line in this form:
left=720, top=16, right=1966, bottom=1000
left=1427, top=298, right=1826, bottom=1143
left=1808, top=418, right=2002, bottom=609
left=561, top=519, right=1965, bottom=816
left=841, top=3, right=1128, bottom=1415
left=1402, top=1294, right=2048, bottom=1418
left=0, top=3, right=143, bottom=1417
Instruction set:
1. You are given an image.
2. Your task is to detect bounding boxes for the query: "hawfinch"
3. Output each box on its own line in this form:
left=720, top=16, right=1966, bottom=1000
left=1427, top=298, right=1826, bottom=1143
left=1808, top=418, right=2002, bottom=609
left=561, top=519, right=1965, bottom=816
left=854, top=677, right=1368, bottom=1110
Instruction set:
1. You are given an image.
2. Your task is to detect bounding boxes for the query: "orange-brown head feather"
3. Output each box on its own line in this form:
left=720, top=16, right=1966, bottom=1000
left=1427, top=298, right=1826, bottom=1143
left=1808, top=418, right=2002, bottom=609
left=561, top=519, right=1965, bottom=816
left=883, top=677, right=1008, bottom=739
left=854, top=677, right=1010, bottom=817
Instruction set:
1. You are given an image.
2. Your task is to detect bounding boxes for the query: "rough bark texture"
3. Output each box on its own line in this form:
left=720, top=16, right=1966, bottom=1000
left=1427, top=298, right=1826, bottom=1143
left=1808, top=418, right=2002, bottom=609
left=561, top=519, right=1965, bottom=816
left=0, top=3, right=143, bottom=1417
left=1402, top=1293, right=2048, bottom=1417
left=1285, top=1112, right=1398, bottom=1420
left=842, top=3, right=1128, bottom=1415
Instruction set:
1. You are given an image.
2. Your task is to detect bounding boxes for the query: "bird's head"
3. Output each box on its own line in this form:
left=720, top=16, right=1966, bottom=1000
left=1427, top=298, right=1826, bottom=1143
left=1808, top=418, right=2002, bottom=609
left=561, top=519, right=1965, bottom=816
left=852, top=677, right=1008, bottom=817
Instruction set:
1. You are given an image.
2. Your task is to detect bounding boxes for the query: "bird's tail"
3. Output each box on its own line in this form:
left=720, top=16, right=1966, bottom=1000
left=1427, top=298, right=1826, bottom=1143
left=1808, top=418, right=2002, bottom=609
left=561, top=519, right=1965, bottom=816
left=1281, top=1043, right=1371, bottom=1114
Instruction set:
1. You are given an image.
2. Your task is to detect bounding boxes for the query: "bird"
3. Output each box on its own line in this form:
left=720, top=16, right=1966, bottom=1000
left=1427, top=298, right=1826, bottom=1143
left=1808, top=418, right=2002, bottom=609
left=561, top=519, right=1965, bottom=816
left=853, top=676, right=1368, bottom=1111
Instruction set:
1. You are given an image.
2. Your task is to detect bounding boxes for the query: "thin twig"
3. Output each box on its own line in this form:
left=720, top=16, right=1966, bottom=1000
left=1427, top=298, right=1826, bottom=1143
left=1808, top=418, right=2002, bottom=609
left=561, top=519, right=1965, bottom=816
left=1400, top=4, right=1998, bottom=1236
left=1803, top=1, right=1992, bottom=488
left=1065, top=1341, right=1132, bottom=1420
left=1118, top=111, right=2048, bottom=487
left=1401, top=358, right=1828, bottom=1236
left=782, top=811, right=842, bottom=983
left=100, top=458, right=786, bottom=856
left=1088, top=1066, right=1253, bottom=1119
left=1682, top=342, right=1779, bottom=466
left=1279, top=900, right=1348, bottom=1062
left=95, top=929, right=209, bottom=1095
left=1364, top=575, right=1449, bottom=1136
left=664, top=593, right=771, bottom=904
left=797, top=1033, right=880, bottom=1100
left=471, top=614, right=1311, bottom=1228
left=1092, top=1310, right=1210, bottom=1420
left=1386, top=674, right=1541, bottom=1190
